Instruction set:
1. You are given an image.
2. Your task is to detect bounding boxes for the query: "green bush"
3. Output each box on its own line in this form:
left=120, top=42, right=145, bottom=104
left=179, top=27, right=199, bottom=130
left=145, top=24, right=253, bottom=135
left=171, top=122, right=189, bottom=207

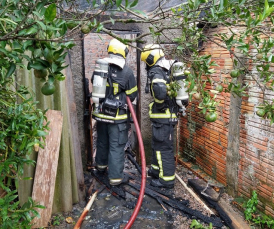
left=0, top=76, right=47, bottom=228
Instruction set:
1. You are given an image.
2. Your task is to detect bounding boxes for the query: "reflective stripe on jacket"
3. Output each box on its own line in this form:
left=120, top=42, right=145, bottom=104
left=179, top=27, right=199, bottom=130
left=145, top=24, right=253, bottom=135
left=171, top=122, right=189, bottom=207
left=148, top=65, right=178, bottom=124
left=92, top=64, right=137, bottom=123
left=149, top=102, right=178, bottom=124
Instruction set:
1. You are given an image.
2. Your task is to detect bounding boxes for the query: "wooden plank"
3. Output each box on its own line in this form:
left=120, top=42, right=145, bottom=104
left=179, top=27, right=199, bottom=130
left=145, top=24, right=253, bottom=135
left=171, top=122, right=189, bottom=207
left=188, top=178, right=250, bottom=229
left=31, top=110, right=63, bottom=228
left=175, top=173, right=215, bottom=215
left=218, top=199, right=251, bottom=229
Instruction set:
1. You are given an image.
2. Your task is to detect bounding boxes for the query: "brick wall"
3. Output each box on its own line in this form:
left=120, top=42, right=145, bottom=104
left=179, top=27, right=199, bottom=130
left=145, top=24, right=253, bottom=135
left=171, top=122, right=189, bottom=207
left=238, top=39, right=274, bottom=215
left=179, top=26, right=274, bottom=216
left=179, top=26, right=231, bottom=185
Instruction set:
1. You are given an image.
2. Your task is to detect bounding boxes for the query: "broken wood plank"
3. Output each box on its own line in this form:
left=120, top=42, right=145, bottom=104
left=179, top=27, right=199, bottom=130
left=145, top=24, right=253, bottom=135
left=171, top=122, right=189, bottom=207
left=74, top=190, right=98, bottom=229
left=188, top=179, right=233, bottom=228
left=127, top=180, right=224, bottom=228
left=218, top=199, right=251, bottom=229
left=175, top=173, right=215, bottom=215
left=31, top=110, right=63, bottom=228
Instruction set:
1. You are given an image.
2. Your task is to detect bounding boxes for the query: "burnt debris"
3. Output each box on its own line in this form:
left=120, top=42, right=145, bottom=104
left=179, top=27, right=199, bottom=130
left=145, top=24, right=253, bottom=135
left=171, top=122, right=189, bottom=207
left=88, top=150, right=233, bottom=228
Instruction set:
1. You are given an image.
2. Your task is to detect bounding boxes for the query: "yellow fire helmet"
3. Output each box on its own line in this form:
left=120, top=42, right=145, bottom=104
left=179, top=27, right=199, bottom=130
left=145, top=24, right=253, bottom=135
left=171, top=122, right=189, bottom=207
left=141, top=44, right=165, bottom=67
left=107, top=39, right=129, bottom=59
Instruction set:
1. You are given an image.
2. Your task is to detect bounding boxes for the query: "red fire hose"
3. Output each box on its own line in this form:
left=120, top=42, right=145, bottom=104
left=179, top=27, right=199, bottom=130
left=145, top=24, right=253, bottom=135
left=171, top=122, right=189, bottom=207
left=124, top=96, right=146, bottom=229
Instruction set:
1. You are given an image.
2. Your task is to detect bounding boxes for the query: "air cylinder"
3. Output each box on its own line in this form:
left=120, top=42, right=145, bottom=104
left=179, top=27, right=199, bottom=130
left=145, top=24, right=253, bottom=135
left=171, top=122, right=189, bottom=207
left=92, top=59, right=109, bottom=106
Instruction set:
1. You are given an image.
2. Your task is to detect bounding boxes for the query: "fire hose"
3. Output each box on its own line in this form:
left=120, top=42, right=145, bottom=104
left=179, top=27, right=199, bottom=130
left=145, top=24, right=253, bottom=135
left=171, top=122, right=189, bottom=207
left=124, top=96, right=146, bottom=229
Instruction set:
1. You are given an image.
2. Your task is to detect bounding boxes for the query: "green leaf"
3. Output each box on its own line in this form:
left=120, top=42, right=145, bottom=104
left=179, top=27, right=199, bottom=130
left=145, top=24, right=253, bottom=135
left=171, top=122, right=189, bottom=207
left=239, top=0, right=246, bottom=6
left=219, top=0, right=224, bottom=10
left=6, top=63, right=16, bottom=77
left=116, top=0, right=122, bottom=7
left=132, top=9, right=148, bottom=18
left=51, top=62, right=58, bottom=73
left=36, top=204, right=46, bottom=209
left=36, top=21, right=46, bottom=30
left=55, top=73, right=66, bottom=81
left=236, top=6, right=241, bottom=15
left=23, top=40, right=33, bottom=50
left=36, top=130, right=48, bottom=137
left=130, top=0, right=138, bottom=8
left=29, top=62, right=46, bottom=70
left=45, top=3, right=56, bottom=22
left=237, top=44, right=249, bottom=53
left=61, top=41, right=75, bottom=49
left=210, top=8, right=215, bottom=18
left=110, top=17, right=115, bottom=25
left=19, top=136, right=27, bottom=151
left=265, top=0, right=270, bottom=11
left=96, top=23, right=104, bottom=32
left=266, top=7, right=274, bottom=17
left=25, top=27, right=38, bottom=35
left=48, top=74, right=55, bottom=84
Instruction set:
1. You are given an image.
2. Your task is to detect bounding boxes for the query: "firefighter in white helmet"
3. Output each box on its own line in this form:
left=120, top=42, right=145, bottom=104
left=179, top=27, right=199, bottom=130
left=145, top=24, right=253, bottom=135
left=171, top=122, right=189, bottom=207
left=92, top=39, right=137, bottom=186
left=141, top=44, right=189, bottom=189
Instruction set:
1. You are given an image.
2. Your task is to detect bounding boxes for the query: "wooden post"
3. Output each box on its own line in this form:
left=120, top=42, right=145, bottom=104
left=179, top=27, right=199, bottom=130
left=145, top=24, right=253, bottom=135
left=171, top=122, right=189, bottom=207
left=65, top=58, right=86, bottom=203
left=31, top=110, right=63, bottom=228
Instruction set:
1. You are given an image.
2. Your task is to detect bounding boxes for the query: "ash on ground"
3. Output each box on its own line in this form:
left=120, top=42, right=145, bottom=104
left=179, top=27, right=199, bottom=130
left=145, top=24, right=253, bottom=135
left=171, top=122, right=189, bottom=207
left=49, top=152, right=247, bottom=229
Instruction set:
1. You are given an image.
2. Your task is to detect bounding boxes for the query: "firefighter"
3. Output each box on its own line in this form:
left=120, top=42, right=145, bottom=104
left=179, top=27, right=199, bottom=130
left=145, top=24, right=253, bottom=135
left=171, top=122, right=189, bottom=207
left=92, top=39, right=137, bottom=186
left=141, top=44, right=188, bottom=189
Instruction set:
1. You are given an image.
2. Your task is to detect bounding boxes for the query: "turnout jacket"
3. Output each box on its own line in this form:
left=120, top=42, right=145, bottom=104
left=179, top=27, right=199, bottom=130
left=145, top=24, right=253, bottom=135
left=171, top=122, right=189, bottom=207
left=92, top=64, right=137, bottom=123
left=148, top=65, right=178, bottom=125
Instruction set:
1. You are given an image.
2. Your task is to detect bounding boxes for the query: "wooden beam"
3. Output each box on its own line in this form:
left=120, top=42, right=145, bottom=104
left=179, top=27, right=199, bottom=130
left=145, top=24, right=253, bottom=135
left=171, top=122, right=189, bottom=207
left=65, top=58, right=85, bottom=203
left=175, top=173, right=215, bottom=215
left=31, top=110, right=63, bottom=228
left=218, top=199, right=250, bottom=229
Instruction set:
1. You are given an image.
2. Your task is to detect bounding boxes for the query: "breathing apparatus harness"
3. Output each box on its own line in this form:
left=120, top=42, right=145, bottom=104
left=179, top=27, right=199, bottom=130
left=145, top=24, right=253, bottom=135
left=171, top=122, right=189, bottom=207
left=145, top=61, right=179, bottom=115
left=101, top=65, right=127, bottom=117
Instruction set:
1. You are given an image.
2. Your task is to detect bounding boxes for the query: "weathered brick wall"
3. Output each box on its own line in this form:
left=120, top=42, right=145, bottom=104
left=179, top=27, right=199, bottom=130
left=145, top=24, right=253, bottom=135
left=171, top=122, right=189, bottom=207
left=179, top=26, right=231, bottom=185
left=238, top=41, right=274, bottom=216
left=179, top=26, right=274, bottom=216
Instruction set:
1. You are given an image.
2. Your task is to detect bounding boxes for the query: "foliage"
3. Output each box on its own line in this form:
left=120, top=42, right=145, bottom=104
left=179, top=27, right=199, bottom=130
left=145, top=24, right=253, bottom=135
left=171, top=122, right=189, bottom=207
left=4, top=0, right=273, bottom=122
left=0, top=0, right=75, bottom=227
left=0, top=75, right=47, bottom=227
left=244, top=190, right=274, bottom=228
left=167, top=81, right=181, bottom=98
left=168, top=0, right=274, bottom=122
left=51, top=214, right=65, bottom=226
left=59, top=0, right=274, bottom=124
left=190, top=219, right=213, bottom=229
left=0, top=191, right=45, bottom=229
left=256, top=100, right=274, bottom=124
left=0, top=1, right=75, bottom=92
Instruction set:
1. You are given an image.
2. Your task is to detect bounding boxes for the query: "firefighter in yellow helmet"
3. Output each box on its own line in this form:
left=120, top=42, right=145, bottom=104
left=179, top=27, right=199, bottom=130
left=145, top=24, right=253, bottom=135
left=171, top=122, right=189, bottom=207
left=92, top=39, right=137, bottom=186
left=141, top=44, right=189, bottom=189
